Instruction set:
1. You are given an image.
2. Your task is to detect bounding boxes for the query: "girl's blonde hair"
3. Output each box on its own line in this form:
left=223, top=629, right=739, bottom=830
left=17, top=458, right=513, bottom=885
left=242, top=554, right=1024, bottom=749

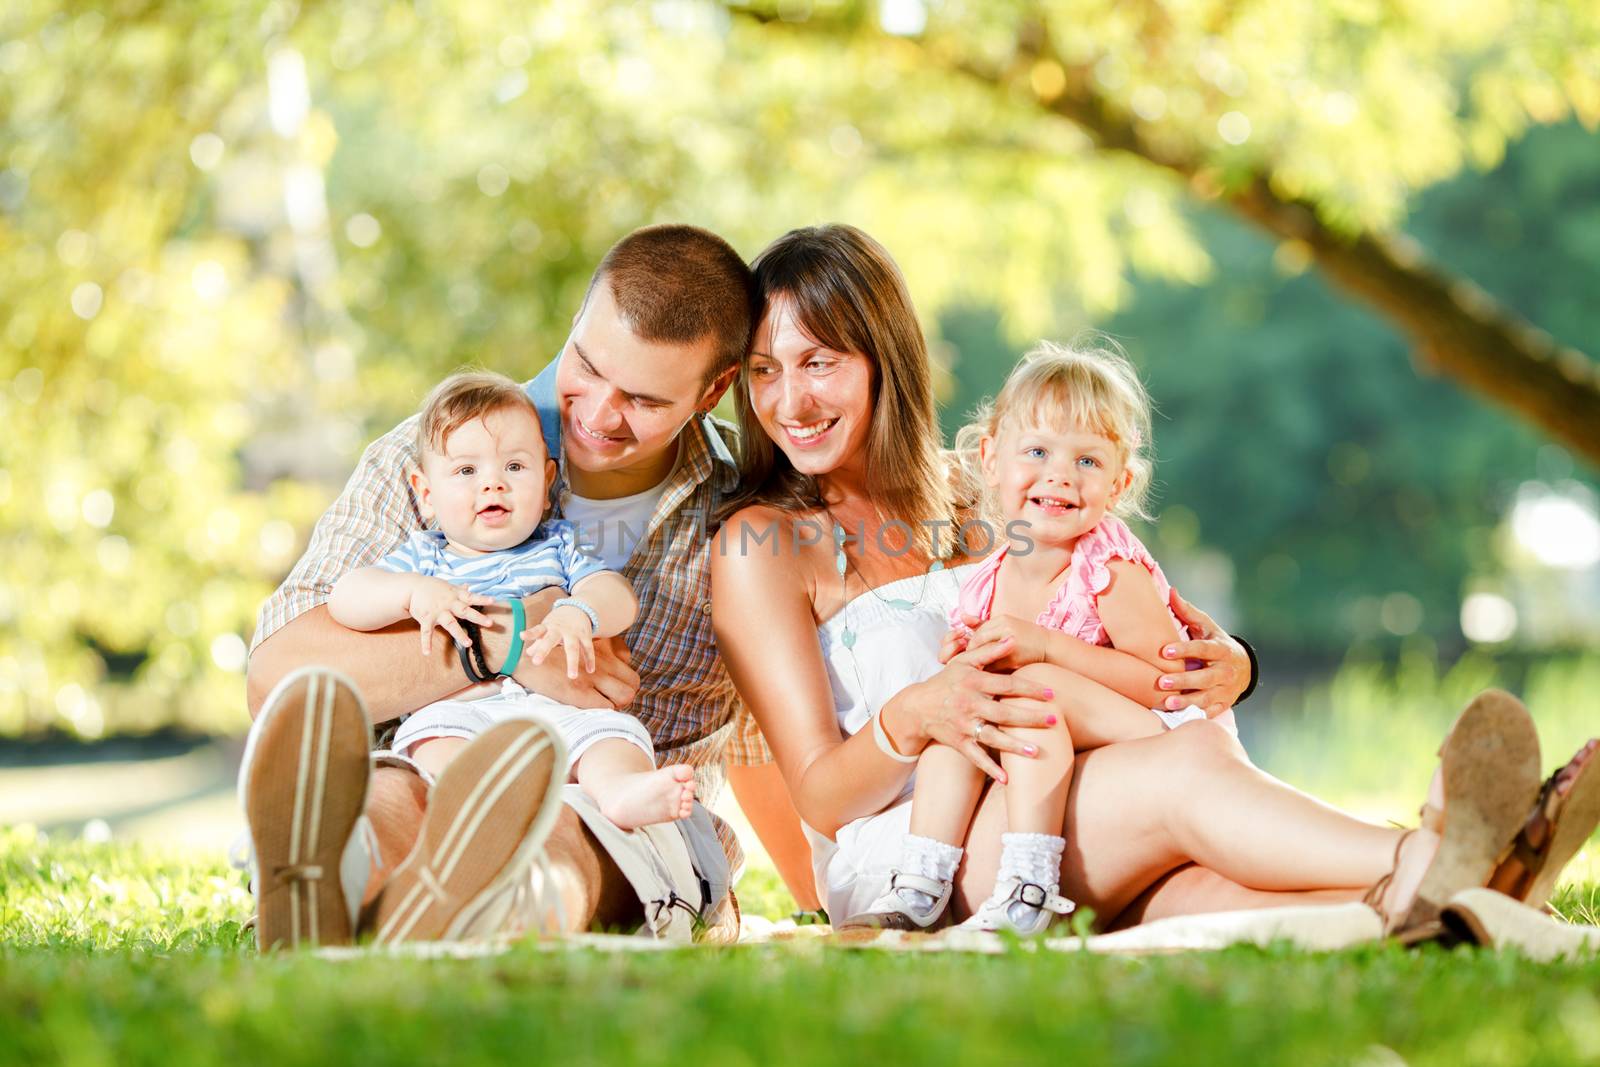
left=954, top=337, right=1155, bottom=530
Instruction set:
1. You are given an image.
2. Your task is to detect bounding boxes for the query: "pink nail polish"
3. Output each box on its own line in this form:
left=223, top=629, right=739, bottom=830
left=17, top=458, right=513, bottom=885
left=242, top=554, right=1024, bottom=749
left=1160, top=678, right=1173, bottom=689
left=1046, top=715, right=1058, bottom=726
left=1025, top=745, right=1038, bottom=756
left=1164, top=647, right=1176, bottom=658
left=1042, top=688, right=1055, bottom=699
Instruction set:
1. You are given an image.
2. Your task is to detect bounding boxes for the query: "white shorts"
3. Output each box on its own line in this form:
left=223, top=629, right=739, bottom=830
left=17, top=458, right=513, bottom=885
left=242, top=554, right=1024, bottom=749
left=390, top=678, right=654, bottom=771
left=1155, top=705, right=1238, bottom=735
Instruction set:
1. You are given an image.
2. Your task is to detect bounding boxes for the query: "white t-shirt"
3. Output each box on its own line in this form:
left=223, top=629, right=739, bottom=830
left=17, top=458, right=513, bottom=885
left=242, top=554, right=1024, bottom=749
left=562, top=477, right=671, bottom=572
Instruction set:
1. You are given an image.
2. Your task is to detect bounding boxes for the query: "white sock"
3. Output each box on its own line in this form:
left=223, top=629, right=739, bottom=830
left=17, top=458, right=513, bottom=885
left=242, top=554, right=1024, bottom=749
left=996, top=832, right=1066, bottom=922
left=890, top=833, right=963, bottom=913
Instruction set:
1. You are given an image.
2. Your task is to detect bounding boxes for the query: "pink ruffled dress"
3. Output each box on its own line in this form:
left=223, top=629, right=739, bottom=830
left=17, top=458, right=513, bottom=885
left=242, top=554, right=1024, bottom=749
left=951, top=515, right=1237, bottom=733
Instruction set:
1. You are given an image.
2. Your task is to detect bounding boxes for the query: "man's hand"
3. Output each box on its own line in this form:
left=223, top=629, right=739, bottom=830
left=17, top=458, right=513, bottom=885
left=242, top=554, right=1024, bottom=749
left=1158, top=590, right=1251, bottom=715
left=405, top=576, right=496, bottom=656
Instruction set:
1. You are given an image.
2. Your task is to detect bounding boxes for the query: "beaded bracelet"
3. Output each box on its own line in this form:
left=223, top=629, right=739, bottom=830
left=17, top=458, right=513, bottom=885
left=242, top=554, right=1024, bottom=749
left=550, top=596, right=599, bottom=635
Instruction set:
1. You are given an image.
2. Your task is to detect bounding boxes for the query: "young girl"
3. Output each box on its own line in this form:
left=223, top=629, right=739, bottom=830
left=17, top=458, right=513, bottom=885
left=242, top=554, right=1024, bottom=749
left=847, top=340, right=1234, bottom=935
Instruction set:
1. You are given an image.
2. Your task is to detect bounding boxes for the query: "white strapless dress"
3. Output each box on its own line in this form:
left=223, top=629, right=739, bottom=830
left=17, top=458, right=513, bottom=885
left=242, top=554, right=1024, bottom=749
left=804, top=564, right=976, bottom=920
left=802, top=561, right=1243, bottom=921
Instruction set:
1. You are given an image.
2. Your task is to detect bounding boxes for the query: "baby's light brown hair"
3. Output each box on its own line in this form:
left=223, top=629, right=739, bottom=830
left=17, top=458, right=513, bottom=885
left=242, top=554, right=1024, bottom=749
left=413, top=370, right=544, bottom=460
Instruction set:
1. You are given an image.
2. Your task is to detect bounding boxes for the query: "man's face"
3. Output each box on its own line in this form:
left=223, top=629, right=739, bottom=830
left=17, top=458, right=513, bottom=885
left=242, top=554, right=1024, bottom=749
left=555, top=281, right=727, bottom=477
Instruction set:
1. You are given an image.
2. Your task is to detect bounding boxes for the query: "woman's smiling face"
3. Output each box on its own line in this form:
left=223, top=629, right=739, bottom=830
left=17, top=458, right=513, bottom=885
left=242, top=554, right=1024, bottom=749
left=747, top=294, right=876, bottom=479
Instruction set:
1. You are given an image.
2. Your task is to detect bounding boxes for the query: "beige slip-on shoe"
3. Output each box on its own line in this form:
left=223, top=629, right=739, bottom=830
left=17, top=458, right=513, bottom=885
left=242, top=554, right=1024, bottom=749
left=371, top=716, right=567, bottom=945
left=1443, top=888, right=1600, bottom=962
left=239, top=667, right=374, bottom=951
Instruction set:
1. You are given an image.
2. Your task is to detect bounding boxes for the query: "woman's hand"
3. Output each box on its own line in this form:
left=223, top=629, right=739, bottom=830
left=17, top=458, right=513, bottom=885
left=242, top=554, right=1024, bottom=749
left=1157, top=590, right=1252, bottom=714
left=887, top=637, right=1058, bottom=783
left=406, top=576, right=496, bottom=656
left=957, top=612, right=1052, bottom=670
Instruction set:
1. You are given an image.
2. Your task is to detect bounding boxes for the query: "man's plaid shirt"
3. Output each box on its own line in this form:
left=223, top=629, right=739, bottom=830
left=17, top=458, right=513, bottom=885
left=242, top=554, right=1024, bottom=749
left=252, top=360, right=771, bottom=869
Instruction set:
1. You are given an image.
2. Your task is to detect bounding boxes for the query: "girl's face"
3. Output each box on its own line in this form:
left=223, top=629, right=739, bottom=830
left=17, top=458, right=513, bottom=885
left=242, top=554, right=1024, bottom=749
left=981, top=418, right=1131, bottom=548
left=747, top=295, right=876, bottom=480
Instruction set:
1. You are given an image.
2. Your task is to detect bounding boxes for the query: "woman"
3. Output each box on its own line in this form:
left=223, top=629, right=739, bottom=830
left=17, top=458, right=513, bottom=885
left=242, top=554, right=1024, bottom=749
left=711, top=223, right=1593, bottom=935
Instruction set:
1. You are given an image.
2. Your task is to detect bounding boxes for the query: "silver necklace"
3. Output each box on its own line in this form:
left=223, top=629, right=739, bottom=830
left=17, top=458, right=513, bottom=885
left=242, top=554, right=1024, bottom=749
left=822, top=508, right=945, bottom=652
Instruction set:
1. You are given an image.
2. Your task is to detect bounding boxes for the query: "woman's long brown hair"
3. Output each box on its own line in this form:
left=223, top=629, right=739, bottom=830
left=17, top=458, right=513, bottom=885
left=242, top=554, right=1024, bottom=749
left=728, top=224, right=954, bottom=559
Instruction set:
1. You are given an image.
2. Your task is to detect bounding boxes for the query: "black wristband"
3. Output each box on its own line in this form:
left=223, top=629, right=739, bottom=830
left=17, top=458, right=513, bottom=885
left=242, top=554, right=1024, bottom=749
left=1235, top=636, right=1260, bottom=705
left=457, top=620, right=494, bottom=684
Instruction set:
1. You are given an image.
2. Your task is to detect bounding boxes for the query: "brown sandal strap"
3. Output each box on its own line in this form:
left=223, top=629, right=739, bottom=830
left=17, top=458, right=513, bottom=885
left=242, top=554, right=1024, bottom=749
left=1364, top=828, right=1415, bottom=926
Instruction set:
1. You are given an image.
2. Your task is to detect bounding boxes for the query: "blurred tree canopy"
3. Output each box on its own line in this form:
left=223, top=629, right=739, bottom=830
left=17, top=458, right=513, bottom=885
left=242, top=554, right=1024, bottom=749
left=1, top=0, right=1597, bottom=735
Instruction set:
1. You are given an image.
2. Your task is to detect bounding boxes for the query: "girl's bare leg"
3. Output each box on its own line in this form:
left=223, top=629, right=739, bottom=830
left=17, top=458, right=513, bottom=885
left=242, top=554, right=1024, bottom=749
left=909, top=742, right=986, bottom=843
left=955, top=720, right=1412, bottom=922
left=998, top=716, right=1075, bottom=833
left=575, top=739, right=695, bottom=831
left=1014, top=663, right=1163, bottom=750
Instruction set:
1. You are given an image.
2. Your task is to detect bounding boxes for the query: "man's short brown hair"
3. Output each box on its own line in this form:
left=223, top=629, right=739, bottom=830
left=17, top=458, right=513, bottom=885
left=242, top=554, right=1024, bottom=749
left=414, top=370, right=542, bottom=459
left=589, top=224, right=757, bottom=382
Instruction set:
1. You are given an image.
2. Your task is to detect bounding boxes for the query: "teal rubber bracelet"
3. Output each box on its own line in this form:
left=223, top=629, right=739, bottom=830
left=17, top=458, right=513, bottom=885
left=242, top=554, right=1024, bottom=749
left=497, top=597, right=526, bottom=676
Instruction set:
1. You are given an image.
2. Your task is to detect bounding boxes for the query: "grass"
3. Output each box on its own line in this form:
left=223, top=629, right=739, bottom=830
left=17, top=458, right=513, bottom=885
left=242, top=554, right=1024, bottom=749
left=3, top=827, right=1600, bottom=1066
left=3, top=653, right=1598, bottom=1065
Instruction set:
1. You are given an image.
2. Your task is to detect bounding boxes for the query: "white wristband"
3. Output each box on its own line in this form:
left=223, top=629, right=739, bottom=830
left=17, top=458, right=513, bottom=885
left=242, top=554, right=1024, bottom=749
left=871, top=708, right=920, bottom=764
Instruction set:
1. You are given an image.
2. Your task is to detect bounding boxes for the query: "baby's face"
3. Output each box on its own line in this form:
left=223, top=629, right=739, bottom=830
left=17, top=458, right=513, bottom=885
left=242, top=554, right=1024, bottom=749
left=412, top=405, right=556, bottom=556
left=982, top=419, right=1131, bottom=548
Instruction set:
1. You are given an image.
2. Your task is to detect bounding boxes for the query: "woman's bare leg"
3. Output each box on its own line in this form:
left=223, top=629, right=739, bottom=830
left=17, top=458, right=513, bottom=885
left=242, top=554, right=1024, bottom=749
left=727, top=762, right=821, bottom=911
left=956, top=720, right=1411, bottom=922
left=1106, top=864, right=1363, bottom=931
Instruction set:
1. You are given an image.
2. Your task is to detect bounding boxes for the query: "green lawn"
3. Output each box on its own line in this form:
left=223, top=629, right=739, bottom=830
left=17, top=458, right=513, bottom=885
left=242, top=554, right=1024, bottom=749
left=4, top=828, right=1600, bottom=1067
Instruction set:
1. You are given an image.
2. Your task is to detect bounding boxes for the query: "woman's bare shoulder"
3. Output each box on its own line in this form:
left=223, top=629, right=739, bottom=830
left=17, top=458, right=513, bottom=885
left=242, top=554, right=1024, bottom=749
left=712, top=503, right=818, bottom=585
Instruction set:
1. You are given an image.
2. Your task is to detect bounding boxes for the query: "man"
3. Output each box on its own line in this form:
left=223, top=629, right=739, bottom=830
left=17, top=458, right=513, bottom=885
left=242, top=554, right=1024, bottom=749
left=244, top=224, right=781, bottom=946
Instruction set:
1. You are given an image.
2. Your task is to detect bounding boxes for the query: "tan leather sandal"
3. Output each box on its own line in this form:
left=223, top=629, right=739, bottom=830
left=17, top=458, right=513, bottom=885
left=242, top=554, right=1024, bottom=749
left=1366, top=689, right=1542, bottom=941
left=1487, top=738, right=1600, bottom=910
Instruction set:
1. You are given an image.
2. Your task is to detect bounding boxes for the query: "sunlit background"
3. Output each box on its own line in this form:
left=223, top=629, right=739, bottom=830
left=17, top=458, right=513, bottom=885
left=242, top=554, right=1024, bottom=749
left=2, top=1, right=1597, bottom=850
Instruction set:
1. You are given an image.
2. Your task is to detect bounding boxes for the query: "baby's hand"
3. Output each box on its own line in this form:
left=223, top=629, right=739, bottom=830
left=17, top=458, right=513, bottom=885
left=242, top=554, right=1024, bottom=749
left=963, top=613, right=1050, bottom=669
left=407, top=577, right=497, bottom=656
left=938, top=627, right=969, bottom=665
left=522, top=604, right=596, bottom=680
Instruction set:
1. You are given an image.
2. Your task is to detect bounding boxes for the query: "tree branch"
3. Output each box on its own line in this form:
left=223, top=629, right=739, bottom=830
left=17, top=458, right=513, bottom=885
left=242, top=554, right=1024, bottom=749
left=736, top=7, right=1600, bottom=465
left=976, top=46, right=1600, bottom=466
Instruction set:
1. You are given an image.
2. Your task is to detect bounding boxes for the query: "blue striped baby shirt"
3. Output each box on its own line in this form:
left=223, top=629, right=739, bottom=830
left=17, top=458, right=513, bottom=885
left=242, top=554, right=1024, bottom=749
left=376, top=519, right=610, bottom=598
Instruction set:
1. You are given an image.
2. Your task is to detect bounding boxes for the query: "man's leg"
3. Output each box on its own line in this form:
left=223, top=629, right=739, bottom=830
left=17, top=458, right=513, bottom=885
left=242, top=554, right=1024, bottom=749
left=361, top=764, right=427, bottom=907
left=539, top=808, right=646, bottom=931
left=364, top=762, right=646, bottom=934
